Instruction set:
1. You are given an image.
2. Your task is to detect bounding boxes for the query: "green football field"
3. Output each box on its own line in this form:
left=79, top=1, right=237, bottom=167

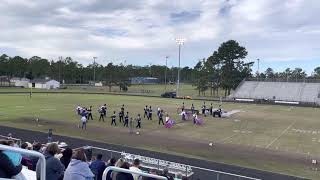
left=0, top=93, right=320, bottom=179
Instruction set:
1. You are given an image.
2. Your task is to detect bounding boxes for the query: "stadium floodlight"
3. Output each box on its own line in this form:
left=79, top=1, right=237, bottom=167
left=175, top=38, right=185, bottom=97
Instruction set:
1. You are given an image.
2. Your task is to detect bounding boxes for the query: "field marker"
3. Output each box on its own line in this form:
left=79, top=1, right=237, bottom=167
left=40, top=108, right=56, bottom=111
left=217, top=133, right=238, bottom=144
left=265, top=121, right=296, bottom=149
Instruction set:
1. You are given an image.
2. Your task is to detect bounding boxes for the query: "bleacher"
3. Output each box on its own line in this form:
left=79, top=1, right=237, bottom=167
left=0, top=134, right=262, bottom=180
left=231, top=81, right=320, bottom=105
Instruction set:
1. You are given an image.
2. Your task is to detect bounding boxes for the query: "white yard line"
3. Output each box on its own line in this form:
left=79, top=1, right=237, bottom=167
left=265, top=121, right=296, bottom=149
left=217, top=133, right=238, bottom=143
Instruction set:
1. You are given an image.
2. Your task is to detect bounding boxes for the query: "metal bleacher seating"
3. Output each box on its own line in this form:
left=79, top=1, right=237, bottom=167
left=121, top=152, right=193, bottom=177
left=231, top=81, right=320, bottom=104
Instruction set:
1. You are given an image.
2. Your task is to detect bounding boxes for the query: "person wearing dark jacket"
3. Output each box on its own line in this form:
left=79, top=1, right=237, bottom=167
left=30, top=142, right=42, bottom=171
left=0, top=140, right=22, bottom=178
left=89, top=154, right=106, bottom=180
left=116, top=162, right=134, bottom=180
left=60, top=148, right=73, bottom=169
left=105, top=157, right=116, bottom=180
left=36, top=143, right=65, bottom=180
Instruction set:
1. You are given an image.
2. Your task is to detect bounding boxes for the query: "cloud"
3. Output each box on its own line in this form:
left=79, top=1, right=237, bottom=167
left=0, top=0, right=319, bottom=72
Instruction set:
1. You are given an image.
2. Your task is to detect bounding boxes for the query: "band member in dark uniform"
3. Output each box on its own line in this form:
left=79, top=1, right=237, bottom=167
left=87, top=106, right=93, bottom=120
left=202, top=102, right=206, bottom=116
left=111, top=111, right=117, bottom=126
left=99, top=106, right=105, bottom=122
left=121, top=104, right=125, bottom=113
left=158, top=110, right=164, bottom=125
left=191, top=104, right=195, bottom=114
left=144, top=105, right=148, bottom=118
left=209, top=103, right=213, bottom=115
left=124, top=112, right=129, bottom=127
left=181, top=102, right=185, bottom=112
left=148, top=106, right=153, bottom=120
left=119, top=111, right=124, bottom=123
left=102, top=104, right=107, bottom=117
left=136, top=114, right=142, bottom=128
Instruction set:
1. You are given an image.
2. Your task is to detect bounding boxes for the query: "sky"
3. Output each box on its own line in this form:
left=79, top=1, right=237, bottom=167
left=0, top=0, right=319, bottom=74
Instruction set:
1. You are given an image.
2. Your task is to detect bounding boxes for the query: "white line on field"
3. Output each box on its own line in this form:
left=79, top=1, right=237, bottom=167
left=217, top=133, right=238, bottom=143
left=265, top=121, right=296, bottom=149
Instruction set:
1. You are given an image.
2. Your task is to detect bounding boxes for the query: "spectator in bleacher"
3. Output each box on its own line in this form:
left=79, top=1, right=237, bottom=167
left=116, top=162, right=134, bottom=180
left=174, top=173, right=183, bottom=180
left=143, top=169, right=157, bottom=180
left=105, top=157, right=116, bottom=180
left=20, top=142, right=33, bottom=170
left=161, top=168, right=173, bottom=180
left=60, top=148, right=73, bottom=169
left=129, top=159, right=142, bottom=180
left=112, top=158, right=124, bottom=180
left=89, top=154, right=106, bottom=180
left=63, top=148, right=94, bottom=180
left=0, top=140, right=23, bottom=178
left=29, top=142, right=42, bottom=171
left=37, top=143, right=65, bottom=180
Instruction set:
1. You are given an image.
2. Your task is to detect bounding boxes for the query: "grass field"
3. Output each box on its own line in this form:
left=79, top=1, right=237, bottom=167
left=0, top=93, right=320, bottom=179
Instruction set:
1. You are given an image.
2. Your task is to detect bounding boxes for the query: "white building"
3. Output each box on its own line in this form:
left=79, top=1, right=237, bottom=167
left=28, top=79, right=60, bottom=89
left=10, top=77, right=30, bottom=88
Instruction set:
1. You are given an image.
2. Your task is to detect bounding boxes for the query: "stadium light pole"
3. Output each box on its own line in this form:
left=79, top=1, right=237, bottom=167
left=257, top=58, right=260, bottom=80
left=93, top=57, right=97, bottom=84
left=175, top=38, right=185, bottom=97
left=165, top=56, right=169, bottom=90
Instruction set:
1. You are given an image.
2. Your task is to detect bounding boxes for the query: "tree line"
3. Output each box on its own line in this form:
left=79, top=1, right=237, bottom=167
left=1, top=40, right=319, bottom=95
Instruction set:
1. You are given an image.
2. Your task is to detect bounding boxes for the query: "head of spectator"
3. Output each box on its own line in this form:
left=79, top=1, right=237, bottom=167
left=72, top=148, right=87, bottom=162
left=46, top=143, right=60, bottom=156
left=21, top=142, right=28, bottom=149
left=21, top=142, right=32, bottom=150
left=120, top=162, right=131, bottom=169
left=162, top=168, right=169, bottom=176
left=108, top=157, right=116, bottom=166
left=62, top=148, right=73, bottom=159
left=33, top=143, right=42, bottom=152
left=149, top=169, right=157, bottom=175
left=133, top=158, right=140, bottom=168
left=96, top=153, right=103, bottom=160
left=0, top=139, right=11, bottom=146
left=115, top=158, right=124, bottom=167
left=176, top=173, right=183, bottom=179
left=60, top=148, right=73, bottom=168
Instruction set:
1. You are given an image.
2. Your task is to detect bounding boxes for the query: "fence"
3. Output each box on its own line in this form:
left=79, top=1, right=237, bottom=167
left=76, top=146, right=261, bottom=180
